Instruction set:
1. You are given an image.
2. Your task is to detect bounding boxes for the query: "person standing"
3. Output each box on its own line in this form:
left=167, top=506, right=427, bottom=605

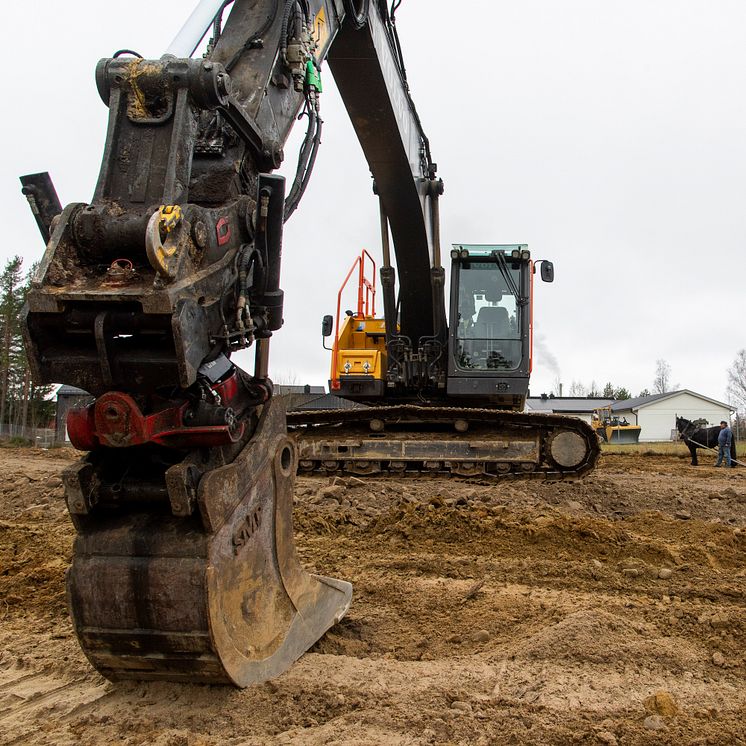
left=716, top=421, right=733, bottom=467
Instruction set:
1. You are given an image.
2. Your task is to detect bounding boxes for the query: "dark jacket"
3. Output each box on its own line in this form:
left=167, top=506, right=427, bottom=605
left=718, top=426, right=732, bottom=447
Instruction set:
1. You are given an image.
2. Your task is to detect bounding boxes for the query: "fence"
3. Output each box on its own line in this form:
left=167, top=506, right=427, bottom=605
left=0, top=424, right=57, bottom=448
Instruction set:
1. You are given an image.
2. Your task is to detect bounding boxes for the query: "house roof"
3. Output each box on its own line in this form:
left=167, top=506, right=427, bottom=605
left=608, top=392, right=670, bottom=411
left=610, top=389, right=735, bottom=412
left=57, top=385, right=92, bottom=397
left=290, top=394, right=367, bottom=411
left=275, top=384, right=326, bottom=395
left=526, top=397, right=614, bottom=413
left=57, top=384, right=332, bottom=401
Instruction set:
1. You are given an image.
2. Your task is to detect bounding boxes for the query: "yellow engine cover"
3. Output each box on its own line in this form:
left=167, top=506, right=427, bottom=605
left=333, top=315, right=387, bottom=382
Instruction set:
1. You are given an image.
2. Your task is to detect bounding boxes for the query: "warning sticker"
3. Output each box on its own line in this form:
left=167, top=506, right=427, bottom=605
left=312, top=6, right=329, bottom=57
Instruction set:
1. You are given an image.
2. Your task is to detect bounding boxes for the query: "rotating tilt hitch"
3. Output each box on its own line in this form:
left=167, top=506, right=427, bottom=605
left=66, top=355, right=270, bottom=451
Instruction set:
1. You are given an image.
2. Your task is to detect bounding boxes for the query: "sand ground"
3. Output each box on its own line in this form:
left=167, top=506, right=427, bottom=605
left=0, top=446, right=744, bottom=745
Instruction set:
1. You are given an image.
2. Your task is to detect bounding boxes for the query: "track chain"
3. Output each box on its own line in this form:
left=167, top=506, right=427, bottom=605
left=288, top=405, right=601, bottom=481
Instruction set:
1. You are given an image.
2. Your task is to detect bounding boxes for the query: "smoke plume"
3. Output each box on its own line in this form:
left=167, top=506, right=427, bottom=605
left=534, top=333, right=561, bottom=379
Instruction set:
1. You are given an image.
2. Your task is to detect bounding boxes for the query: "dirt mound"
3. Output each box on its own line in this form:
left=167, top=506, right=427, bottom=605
left=0, top=448, right=745, bottom=744
left=512, top=608, right=703, bottom=669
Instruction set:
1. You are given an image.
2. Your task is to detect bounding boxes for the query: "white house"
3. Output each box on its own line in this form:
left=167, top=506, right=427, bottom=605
left=610, top=390, right=734, bottom=442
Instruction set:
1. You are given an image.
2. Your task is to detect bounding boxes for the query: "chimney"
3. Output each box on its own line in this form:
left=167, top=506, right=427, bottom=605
left=559, top=382, right=563, bottom=397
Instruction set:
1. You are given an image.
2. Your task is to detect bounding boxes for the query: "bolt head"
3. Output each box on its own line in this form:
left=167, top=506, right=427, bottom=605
left=192, top=221, right=208, bottom=248
left=216, top=73, right=231, bottom=97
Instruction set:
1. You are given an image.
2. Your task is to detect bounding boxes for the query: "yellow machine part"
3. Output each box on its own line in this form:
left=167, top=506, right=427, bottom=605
left=605, top=424, right=641, bottom=444
left=333, top=315, right=387, bottom=382
left=591, top=420, right=641, bottom=444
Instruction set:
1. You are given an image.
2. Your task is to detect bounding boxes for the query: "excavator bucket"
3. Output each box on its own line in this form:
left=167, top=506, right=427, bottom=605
left=63, top=400, right=352, bottom=686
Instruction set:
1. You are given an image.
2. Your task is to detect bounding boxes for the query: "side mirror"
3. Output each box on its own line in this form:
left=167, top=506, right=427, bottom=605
left=540, top=261, right=554, bottom=283
left=321, top=314, right=334, bottom=351
left=322, top=314, right=334, bottom=337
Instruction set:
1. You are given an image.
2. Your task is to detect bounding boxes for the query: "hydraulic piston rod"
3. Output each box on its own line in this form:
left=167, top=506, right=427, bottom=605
left=165, top=0, right=231, bottom=58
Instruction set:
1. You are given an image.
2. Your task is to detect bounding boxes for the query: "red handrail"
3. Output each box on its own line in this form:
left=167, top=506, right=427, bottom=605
left=330, top=250, right=377, bottom=390
left=529, top=260, right=534, bottom=374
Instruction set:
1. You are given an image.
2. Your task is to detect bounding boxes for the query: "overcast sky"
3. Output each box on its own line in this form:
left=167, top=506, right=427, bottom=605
left=4, top=1, right=745, bottom=402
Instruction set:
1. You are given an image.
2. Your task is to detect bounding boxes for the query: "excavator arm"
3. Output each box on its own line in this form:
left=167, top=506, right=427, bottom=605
left=19, top=0, right=447, bottom=687
left=24, top=0, right=443, bottom=401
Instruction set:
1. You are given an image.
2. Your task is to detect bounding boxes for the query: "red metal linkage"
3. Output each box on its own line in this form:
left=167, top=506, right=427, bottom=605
left=67, top=371, right=246, bottom=450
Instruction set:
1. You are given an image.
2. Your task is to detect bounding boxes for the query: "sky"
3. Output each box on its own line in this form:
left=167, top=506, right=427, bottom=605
left=3, top=0, right=745, bottom=404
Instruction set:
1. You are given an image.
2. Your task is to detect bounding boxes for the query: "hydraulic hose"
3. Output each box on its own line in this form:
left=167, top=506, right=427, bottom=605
left=284, top=101, right=323, bottom=221
left=344, top=0, right=370, bottom=30
left=211, top=0, right=235, bottom=46
left=280, top=0, right=310, bottom=63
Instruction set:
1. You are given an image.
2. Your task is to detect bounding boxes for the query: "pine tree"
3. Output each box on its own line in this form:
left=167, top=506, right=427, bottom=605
left=0, top=257, right=23, bottom=429
left=0, top=259, right=55, bottom=438
left=19, top=264, right=55, bottom=432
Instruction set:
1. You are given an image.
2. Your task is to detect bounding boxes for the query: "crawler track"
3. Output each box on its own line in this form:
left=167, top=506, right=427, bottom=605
left=288, top=405, right=601, bottom=481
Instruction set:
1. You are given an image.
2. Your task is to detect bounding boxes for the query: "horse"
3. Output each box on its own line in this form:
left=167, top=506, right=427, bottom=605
left=675, top=416, right=737, bottom=467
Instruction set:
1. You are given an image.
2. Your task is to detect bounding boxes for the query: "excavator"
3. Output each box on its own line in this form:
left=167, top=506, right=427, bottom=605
left=19, top=0, right=599, bottom=687
left=291, top=243, right=598, bottom=477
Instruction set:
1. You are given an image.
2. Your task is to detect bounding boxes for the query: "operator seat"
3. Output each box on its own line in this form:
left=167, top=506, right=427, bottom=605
left=474, top=306, right=510, bottom=339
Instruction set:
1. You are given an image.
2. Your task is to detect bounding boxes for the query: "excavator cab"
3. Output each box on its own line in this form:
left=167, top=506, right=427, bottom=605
left=447, top=244, right=550, bottom=409
left=326, top=245, right=553, bottom=410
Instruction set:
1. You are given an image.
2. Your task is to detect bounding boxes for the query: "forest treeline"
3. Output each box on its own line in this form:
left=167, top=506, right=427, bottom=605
left=0, top=257, right=55, bottom=434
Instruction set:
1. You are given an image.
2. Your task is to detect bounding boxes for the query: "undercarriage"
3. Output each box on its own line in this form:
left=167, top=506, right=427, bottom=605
left=290, top=406, right=600, bottom=480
